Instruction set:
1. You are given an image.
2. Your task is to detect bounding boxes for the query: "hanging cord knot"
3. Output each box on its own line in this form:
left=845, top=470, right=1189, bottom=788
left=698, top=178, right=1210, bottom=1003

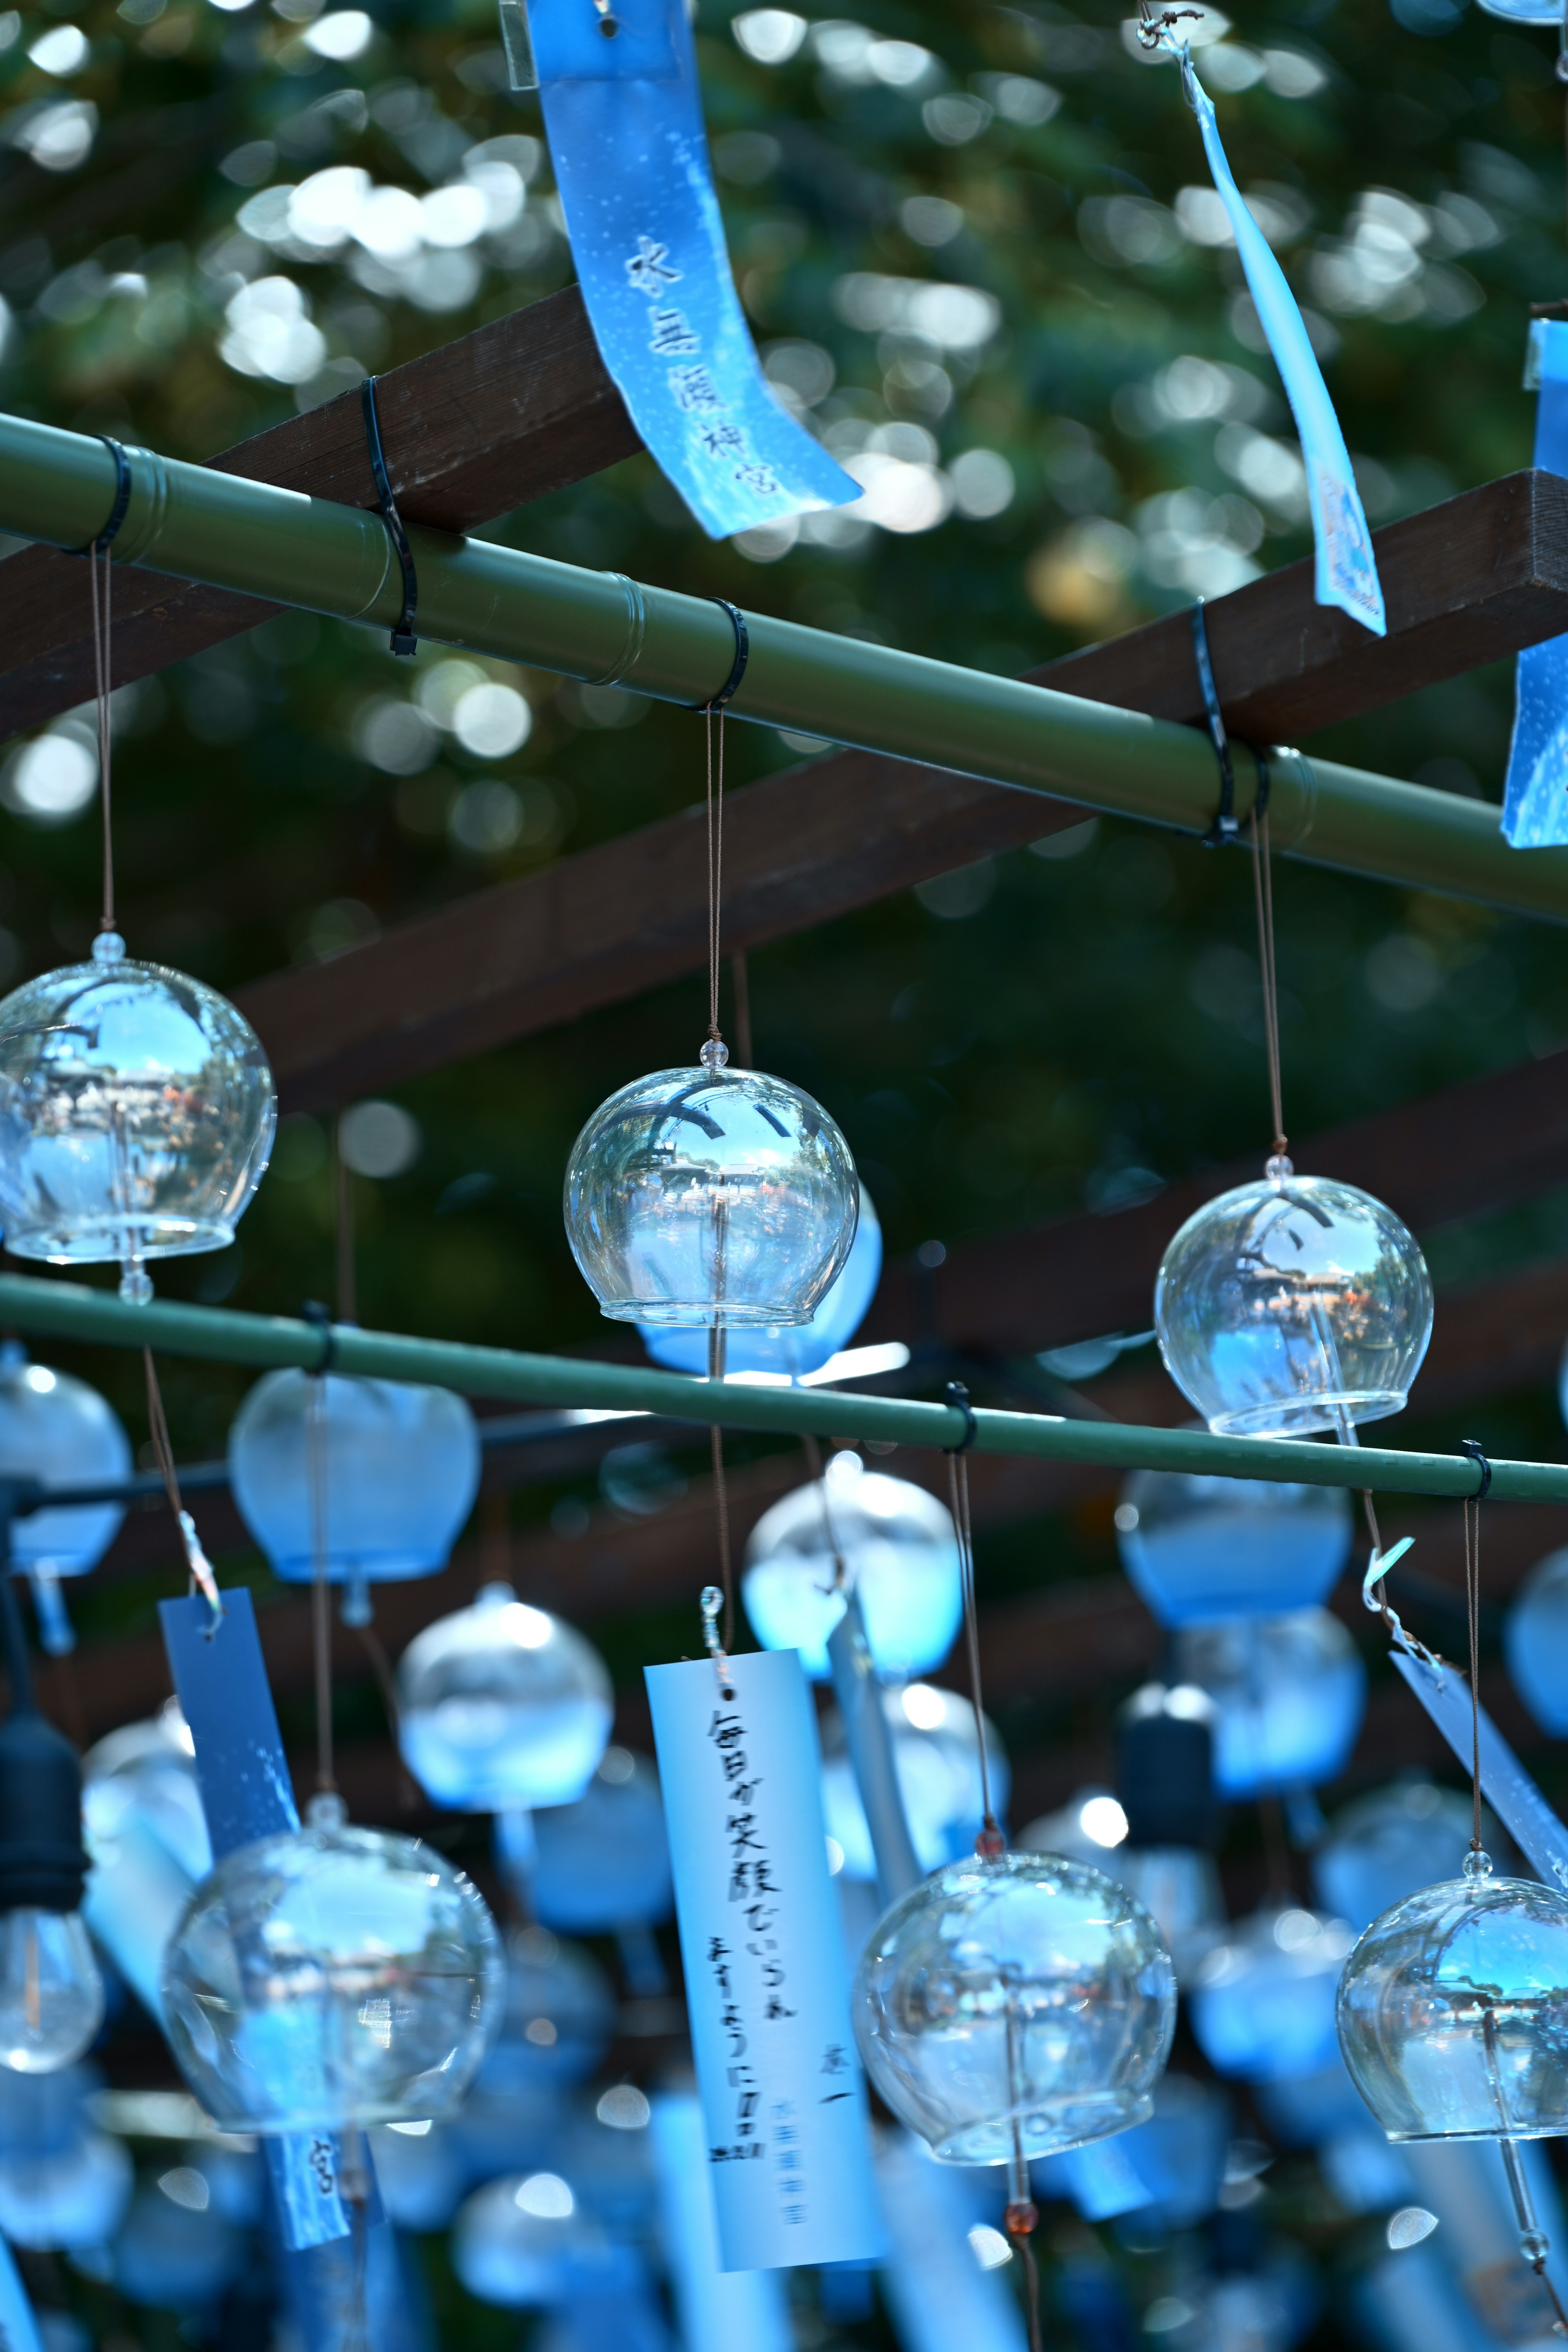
left=361, top=376, right=418, bottom=657
left=943, top=1379, right=978, bottom=1455
left=1460, top=1437, right=1492, bottom=1500
left=300, top=1298, right=337, bottom=1374
left=142, top=1349, right=222, bottom=1630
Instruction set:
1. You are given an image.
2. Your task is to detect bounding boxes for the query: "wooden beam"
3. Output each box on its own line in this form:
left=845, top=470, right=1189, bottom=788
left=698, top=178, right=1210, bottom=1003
left=0, top=286, right=638, bottom=742
left=233, top=469, right=1568, bottom=1114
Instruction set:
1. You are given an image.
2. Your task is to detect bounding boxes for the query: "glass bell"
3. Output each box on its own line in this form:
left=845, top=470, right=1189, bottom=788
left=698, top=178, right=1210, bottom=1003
left=1115, top=1466, right=1352, bottom=1627
left=1314, top=1778, right=1482, bottom=1934
left=472, top=1925, right=616, bottom=2099
left=1190, top=1906, right=1355, bottom=2083
left=641, top=1186, right=882, bottom=1377
left=1174, top=1608, right=1367, bottom=1798
left=0, top=1344, right=131, bottom=1657
left=452, top=2170, right=612, bottom=2308
left=1505, top=1546, right=1568, bottom=1735
left=853, top=1849, right=1176, bottom=2163
left=527, top=1749, right=672, bottom=1936
left=742, top=1450, right=963, bottom=1683
left=159, top=1795, right=504, bottom=2133
left=562, top=1041, right=859, bottom=1327
left=1154, top=1165, right=1432, bottom=1437
left=396, top=1584, right=612, bottom=1813
left=229, top=1368, right=479, bottom=1620
left=822, top=1681, right=1010, bottom=1878
left=1336, top=1855, right=1568, bottom=2140
left=82, top=1701, right=212, bottom=1884
left=0, top=932, right=276, bottom=1304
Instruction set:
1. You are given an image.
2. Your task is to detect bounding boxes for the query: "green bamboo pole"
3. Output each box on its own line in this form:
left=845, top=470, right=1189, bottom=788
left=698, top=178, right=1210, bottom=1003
left=2, top=414, right=1567, bottom=922
left=0, top=1271, right=1553, bottom=1503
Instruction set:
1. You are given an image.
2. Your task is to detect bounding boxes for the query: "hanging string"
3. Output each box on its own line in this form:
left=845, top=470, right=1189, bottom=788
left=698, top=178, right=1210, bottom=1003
left=307, top=1369, right=335, bottom=1795
left=1461, top=1440, right=1490, bottom=1857
left=142, top=1350, right=222, bottom=1621
left=943, top=1392, right=1000, bottom=1849
left=705, top=704, right=726, bottom=1050
left=88, top=541, right=115, bottom=937
left=800, top=1431, right=850, bottom=1592
left=1246, top=803, right=1287, bottom=1163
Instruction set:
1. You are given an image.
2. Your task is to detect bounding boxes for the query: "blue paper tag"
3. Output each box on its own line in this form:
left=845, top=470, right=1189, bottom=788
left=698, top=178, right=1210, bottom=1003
left=1503, top=319, right=1568, bottom=846
left=1389, top=1647, right=1568, bottom=1891
left=159, top=1588, right=383, bottom=2249
left=646, top=1649, right=886, bottom=2271
left=1177, top=51, right=1384, bottom=637
left=0, top=2232, right=44, bottom=2352
left=530, top=0, right=858, bottom=539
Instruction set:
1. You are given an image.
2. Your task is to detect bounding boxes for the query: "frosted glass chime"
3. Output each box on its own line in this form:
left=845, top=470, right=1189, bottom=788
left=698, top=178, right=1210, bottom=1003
left=228, top=1366, right=479, bottom=1625
left=822, top=1680, right=1009, bottom=1878
left=1191, top=1906, right=1355, bottom=2084
left=159, top=1791, right=504, bottom=2132
left=1503, top=1545, right=1568, bottom=1736
left=0, top=931, right=276, bottom=1306
left=1155, top=1167, right=1433, bottom=1439
left=743, top=1449, right=963, bottom=1682
left=1115, top=1466, right=1352, bottom=1627
left=1110, top=1681, right=1226, bottom=1983
left=0, top=1344, right=130, bottom=1656
left=1173, top=1608, right=1366, bottom=1798
left=396, top=1583, right=613, bottom=1817
left=563, top=1038, right=859, bottom=1328
left=1313, top=1778, right=1481, bottom=1934
left=111, top=2174, right=244, bottom=2313
left=512, top=1748, right=672, bottom=1995
left=0, top=2062, right=131, bottom=2252
left=641, top=1185, right=883, bottom=1377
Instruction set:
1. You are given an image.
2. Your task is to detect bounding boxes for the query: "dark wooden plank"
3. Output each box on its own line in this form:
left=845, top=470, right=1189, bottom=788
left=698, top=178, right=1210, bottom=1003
left=0, top=285, right=639, bottom=741
left=236, top=755, right=1090, bottom=1111
left=866, top=1057, right=1568, bottom=1358
left=1045, top=469, right=1568, bottom=744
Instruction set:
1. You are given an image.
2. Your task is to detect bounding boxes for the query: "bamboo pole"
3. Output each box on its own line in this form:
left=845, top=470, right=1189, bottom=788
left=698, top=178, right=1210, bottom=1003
left=2, top=414, right=1566, bottom=922
left=0, top=1272, right=1551, bottom=1503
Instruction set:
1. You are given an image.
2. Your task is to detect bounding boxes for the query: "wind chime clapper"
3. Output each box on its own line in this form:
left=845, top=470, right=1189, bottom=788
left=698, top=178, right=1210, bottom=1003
left=0, top=1479, right=105, bottom=2078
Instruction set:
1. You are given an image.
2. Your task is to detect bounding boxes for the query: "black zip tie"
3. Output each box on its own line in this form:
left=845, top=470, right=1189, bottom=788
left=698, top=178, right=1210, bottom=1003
left=1459, top=1437, right=1492, bottom=1500
left=1191, top=599, right=1272, bottom=845
left=301, top=1299, right=337, bottom=1375
left=71, top=437, right=132, bottom=557
left=361, top=376, right=418, bottom=658
left=695, top=598, right=748, bottom=711
left=944, top=1378, right=978, bottom=1454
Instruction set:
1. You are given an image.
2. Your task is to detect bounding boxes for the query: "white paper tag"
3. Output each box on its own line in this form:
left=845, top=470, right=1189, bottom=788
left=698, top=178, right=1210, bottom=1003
left=646, top=1648, right=887, bottom=2272
left=1390, top=1648, right=1568, bottom=1891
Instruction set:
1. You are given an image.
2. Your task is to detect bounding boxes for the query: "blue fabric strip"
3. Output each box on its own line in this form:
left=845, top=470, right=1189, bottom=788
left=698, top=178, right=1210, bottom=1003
left=159, top=1589, right=382, bottom=2251
left=530, top=0, right=857, bottom=539
left=1503, top=318, right=1568, bottom=846
left=1178, top=50, right=1384, bottom=637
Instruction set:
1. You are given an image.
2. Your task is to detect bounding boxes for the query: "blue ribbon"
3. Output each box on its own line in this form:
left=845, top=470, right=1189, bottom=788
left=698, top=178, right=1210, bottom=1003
left=528, top=0, right=858, bottom=538
left=1503, top=321, right=1568, bottom=847
left=159, top=1589, right=383, bottom=2254
left=1173, top=45, right=1384, bottom=637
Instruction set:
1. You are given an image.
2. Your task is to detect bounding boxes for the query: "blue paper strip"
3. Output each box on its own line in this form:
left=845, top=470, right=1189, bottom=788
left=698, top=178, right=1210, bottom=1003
left=1176, top=49, right=1384, bottom=637
left=1503, top=319, right=1568, bottom=846
left=269, top=2199, right=434, bottom=2352
left=1389, top=1646, right=1568, bottom=1890
left=158, top=1588, right=383, bottom=2250
left=646, top=1648, right=886, bottom=2271
left=0, top=2231, right=44, bottom=2352
left=530, top=0, right=857, bottom=539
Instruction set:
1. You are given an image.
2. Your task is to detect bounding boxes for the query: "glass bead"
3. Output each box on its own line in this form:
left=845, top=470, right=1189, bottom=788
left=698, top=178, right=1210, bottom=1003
left=1190, top=1906, right=1354, bottom=2083
left=853, top=1849, right=1176, bottom=2164
left=0, top=945, right=275, bottom=1279
left=1505, top=1547, right=1568, bottom=1735
left=396, top=1584, right=613, bottom=1813
left=698, top=1037, right=728, bottom=1071
left=1154, top=1171, right=1432, bottom=1437
left=822, top=1681, right=1010, bottom=1878
left=228, top=1369, right=479, bottom=1593
left=742, top=1451, right=963, bottom=1683
left=1336, top=1871, right=1568, bottom=2141
left=526, top=1750, right=672, bottom=1934
left=1174, top=1609, right=1367, bottom=1797
left=641, top=1187, right=883, bottom=1381
left=1313, top=1779, right=1481, bottom=1934
left=160, top=1813, right=503, bottom=2133
left=563, top=1058, right=858, bottom=1327
left=1115, top=1467, right=1352, bottom=1628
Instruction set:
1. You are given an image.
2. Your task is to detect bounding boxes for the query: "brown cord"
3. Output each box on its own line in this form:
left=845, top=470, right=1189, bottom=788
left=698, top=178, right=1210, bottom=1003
left=1246, top=805, right=1286, bottom=1160
left=1359, top=1487, right=1402, bottom=1642
left=707, top=1325, right=733, bottom=1652
left=705, top=705, right=726, bottom=1048
left=801, top=1432, right=850, bottom=1591
left=1464, top=1484, right=1483, bottom=1855
left=143, top=1350, right=222, bottom=1617
left=306, top=1370, right=335, bottom=1794
left=89, top=542, right=114, bottom=935
left=947, top=1450, right=1001, bottom=1846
